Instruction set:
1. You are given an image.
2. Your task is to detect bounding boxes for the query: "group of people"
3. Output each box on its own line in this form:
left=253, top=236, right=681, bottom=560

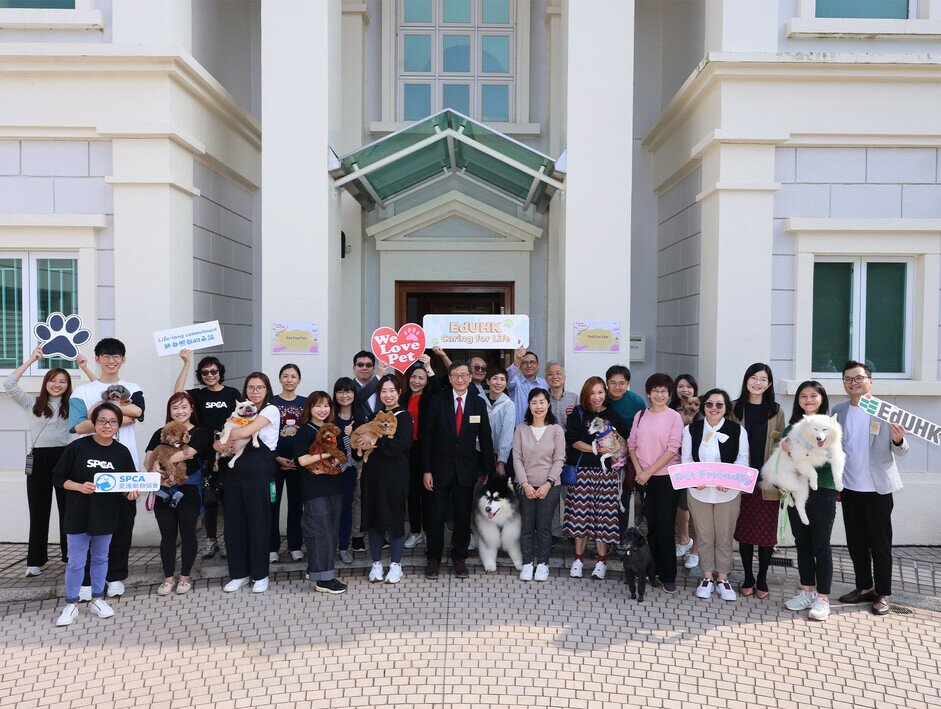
left=5, top=338, right=908, bottom=627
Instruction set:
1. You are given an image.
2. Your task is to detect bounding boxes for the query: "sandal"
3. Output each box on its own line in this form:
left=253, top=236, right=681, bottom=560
left=740, top=586, right=754, bottom=597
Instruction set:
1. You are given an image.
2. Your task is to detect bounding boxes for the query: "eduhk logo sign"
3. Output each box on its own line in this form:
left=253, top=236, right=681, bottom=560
left=857, top=394, right=941, bottom=445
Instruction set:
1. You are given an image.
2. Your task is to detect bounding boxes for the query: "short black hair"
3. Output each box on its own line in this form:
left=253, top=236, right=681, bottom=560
left=842, top=360, right=872, bottom=378
left=524, top=388, right=557, bottom=426
left=700, top=388, right=732, bottom=418
left=448, top=360, right=470, bottom=375
left=605, top=365, right=631, bottom=382
left=521, top=351, right=539, bottom=363
left=644, top=372, right=674, bottom=396
left=353, top=350, right=375, bottom=365
left=279, top=363, right=302, bottom=378
left=486, top=366, right=509, bottom=381
left=195, top=356, right=226, bottom=385
left=91, top=401, right=123, bottom=427
left=94, top=338, right=126, bottom=357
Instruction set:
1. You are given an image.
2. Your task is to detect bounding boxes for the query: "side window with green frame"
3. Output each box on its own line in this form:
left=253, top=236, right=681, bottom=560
left=0, top=1, right=77, bottom=8
left=815, top=0, right=909, bottom=19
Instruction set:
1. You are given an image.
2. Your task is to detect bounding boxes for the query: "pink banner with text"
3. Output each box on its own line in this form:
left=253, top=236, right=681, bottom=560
left=667, top=462, right=759, bottom=494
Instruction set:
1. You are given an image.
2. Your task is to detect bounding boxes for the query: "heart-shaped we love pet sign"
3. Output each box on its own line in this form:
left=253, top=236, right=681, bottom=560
left=371, top=323, right=427, bottom=373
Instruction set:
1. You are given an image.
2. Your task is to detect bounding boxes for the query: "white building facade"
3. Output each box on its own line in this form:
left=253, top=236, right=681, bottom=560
left=0, top=0, right=938, bottom=544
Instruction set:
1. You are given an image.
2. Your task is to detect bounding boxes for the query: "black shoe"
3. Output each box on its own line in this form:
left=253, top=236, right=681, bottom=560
left=453, top=559, right=469, bottom=578
left=871, top=595, right=891, bottom=615
left=351, top=537, right=365, bottom=552
left=315, top=578, right=348, bottom=595
left=839, top=588, right=877, bottom=604
left=425, top=559, right=440, bottom=579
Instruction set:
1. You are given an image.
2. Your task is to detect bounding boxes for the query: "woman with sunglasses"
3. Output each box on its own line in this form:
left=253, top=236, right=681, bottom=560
left=174, top=348, right=240, bottom=558
left=214, top=373, right=280, bottom=594
left=682, top=389, right=748, bottom=602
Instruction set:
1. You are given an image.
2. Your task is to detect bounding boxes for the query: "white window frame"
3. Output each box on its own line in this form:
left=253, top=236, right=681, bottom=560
left=811, top=255, right=914, bottom=379
left=0, top=0, right=104, bottom=31
left=787, top=0, right=941, bottom=38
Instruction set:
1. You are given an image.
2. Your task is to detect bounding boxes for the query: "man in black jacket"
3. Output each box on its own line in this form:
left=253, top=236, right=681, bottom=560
left=422, top=360, right=495, bottom=578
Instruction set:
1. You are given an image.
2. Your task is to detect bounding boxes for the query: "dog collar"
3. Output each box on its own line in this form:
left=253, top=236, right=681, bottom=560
left=594, top=425, right=614, bottom=438
left=231, top=416, right=252, bottom=425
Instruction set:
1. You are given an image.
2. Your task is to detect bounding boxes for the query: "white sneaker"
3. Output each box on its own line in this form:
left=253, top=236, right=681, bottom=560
left=251, top=577, right=269, bottom=593
left=675, top=539, right=694, bottom=558
left=695, top=579, right=714, bottom=599
left=385, top=563, right=403, bottom=584
left=809, top=596, right=830, bottom=621
left=468, top=534, right=477, bottom=551
left=78, top=586, right=92, bottom=602
left=569, top=559, right=583, bottom=578
left=519, top=563, right=534, bottom=581
left=25, top=566, right=44, bottom=577
left=403, top=533, right=423, bottom=549
left=55, top=604, right=78, bottom=626
left=591, top=561, right=606, bottom=580
left=369, top=562, right=384, bottom=582
left=534, top=563, right=549, bottom=582
left=717, top=580, right=737, bottom=601
left=684, top=554, right=700, bottom=570
left=785, top=590, right=817, bottom=611
left=106, top=581, right=124, bottom=598
left=223, top=576, right=250, bottom=592
left=88, top=599, right=115, bottom=619
left=290, top=550, right=304, bottom=561
left=269, top=551, right=279, bottom=563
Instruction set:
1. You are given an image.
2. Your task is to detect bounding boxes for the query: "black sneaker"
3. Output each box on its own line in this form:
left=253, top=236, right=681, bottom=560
left=351, top=537, right=365, bottom=552
left=315, top=578, right=348, bottom=595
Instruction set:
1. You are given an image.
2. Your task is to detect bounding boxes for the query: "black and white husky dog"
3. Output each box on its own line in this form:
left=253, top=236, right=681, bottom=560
left=472, top=473, right=523, bottom=572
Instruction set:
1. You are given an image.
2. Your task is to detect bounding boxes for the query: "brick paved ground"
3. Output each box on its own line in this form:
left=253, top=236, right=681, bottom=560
left=1, top=566, right=939, bottom=709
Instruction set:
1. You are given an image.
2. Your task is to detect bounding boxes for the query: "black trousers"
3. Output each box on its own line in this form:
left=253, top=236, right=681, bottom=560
left=26, top=446, right=67, bottom=567
left=425, top=474, right=474, bottom=562
left=407, top=446, right=428, bottom=534
left=83, top=496, right=136, bottom=585
left=154, top=485, right=200, bottom=577
left=645, top=476, right=679, bottom=583
left=841, top=489, right=894, bottom=596
left=224, top=446, right=275, bottom=581
left=270, top=467, right=303, bottom=553
left=787, top=487, right=836, bottom=595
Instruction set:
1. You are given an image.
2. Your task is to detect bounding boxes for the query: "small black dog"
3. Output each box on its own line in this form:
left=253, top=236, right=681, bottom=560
left=620, top=527, right=657, bottom=602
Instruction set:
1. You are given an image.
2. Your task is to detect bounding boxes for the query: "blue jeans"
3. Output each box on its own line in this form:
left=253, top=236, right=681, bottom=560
left=338, top=466, right=357, bottom=550
left=65, top=533, right=111, bottom=603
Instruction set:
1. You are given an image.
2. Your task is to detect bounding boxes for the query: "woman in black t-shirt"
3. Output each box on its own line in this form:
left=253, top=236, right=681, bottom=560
left=53, top=402, right=137, bottom=627
left=144, top=392, right=212, bottom=596
left=174, top=348, right=239, bottom=558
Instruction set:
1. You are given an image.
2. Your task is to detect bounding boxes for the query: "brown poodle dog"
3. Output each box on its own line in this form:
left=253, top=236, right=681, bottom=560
left=303, top=423, right=348, bottom=475
left=350, top=411, right=398, bottom=463
left=150, top=421, right=192, bottom=487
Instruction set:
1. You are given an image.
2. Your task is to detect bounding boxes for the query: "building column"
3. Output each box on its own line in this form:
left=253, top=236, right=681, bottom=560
left=696, top=142, right=778, bottom=389
left=561, top=0, right=634, bottom=387
left=260, top=0, right=343, bottom=383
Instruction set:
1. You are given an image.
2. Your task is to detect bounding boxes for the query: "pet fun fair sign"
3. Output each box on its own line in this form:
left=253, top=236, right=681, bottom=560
left=667, top=463, right=760, bottom=494
left=371, top=324, right=426, bottom=373
left=858, top=394, right=941, bottom=445
left=271, top=321, right=319, bottom=354
left=94, top=472, right=161, bottom=493
left=422, top=314, right=529, bottom=350
left=573, top=320, right=620, bottom=353
left=153, top=321, right=224, bottom=357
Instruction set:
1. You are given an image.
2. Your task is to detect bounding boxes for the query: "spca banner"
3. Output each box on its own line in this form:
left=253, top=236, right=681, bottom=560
left=858, top=393, right=941, bottom=445
left=94, top=472, right=161, bottom=493
left=423, top=314, right=528, bottom=350
left=371, top=324, right=426, bottom=373
left=667, top=462, right=759, bottom=494
left=153, top=321, right=224, bottom=357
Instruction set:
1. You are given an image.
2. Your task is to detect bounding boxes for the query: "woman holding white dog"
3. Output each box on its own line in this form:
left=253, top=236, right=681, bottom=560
left=514, top=388, right=565, bottom=582
left=681, top=389, right=749, bottom=602
left=781, top=381, right=837, bottom=621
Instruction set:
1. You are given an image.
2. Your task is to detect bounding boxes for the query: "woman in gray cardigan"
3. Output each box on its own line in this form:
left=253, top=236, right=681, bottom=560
left=513, top=388, right=566, bottom=582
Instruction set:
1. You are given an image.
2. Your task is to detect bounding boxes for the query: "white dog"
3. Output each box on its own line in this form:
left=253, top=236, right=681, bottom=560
left=215, top=400, right=260, bottom=468
left=472, top=474, right=523, bottom=572
left=760, top=414, right=845, bottom=525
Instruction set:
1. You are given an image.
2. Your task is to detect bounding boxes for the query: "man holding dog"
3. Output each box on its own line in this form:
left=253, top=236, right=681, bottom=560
left=422, top=361, right=495, bottom=579
left=833, top=361, right=908, bottom=616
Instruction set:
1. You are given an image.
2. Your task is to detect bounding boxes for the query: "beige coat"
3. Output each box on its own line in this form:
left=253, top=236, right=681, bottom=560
left=512, top=423, right=566, bottom=487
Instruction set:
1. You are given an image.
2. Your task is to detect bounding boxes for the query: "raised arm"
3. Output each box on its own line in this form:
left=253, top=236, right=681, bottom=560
left=173, top=349, right=192, bottom=394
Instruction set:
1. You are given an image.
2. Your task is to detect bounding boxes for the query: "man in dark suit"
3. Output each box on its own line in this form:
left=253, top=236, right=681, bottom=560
left=352, top=350, right=385, bottom=420
left=422, top=360, right=495, bottom=579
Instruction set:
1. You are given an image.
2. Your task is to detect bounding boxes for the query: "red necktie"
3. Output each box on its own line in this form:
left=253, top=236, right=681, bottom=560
left=455, top=396, right=463, bottom=436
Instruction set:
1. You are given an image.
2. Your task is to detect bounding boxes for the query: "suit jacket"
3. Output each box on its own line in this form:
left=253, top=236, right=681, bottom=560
left=353, top=376, right=380, bottom=421
left=421, top=388, right=495, bottom=487
left=833, top=400, right=909, bottom=495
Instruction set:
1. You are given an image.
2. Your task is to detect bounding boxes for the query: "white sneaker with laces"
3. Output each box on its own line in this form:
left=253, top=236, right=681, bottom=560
left=569, top=559, right=583, bottom=578
left=252, top=577, right=269, bottom=593
left=106, top=581, right=124, bottom=598
left=591, top=561, right=606, bottom=580
left=675, top=539, right=694, bottom=558
left=223, top=576, right=250, bottom=592
left=403, top=533, right=423, bottom=549
left=534, top=563, right=550, bottom=582
left=25, top=566, right=44, bottom=577
left=369, top=562, right=384, bottom=582
left=385, top=563, right=403, bottom=584
left=78, top=586, right=92, bottom=602
left=809, top=596, right=830, bottom=621
left=269, top=551, right=279, bottom=563
left=695, top=579, right=714, bottom=599
left=88, top=599, right=115, bottom=619
left=785, top=590, right=817, bottom=612
left=717, top=580, right=737, bottom=601
left=519, top=563, right=534, bottom=581
left=290, top=550, right=304, bottom=561
left=55, top=604, right=78, bottom=627
left=684, top=554, right=700, bottom=570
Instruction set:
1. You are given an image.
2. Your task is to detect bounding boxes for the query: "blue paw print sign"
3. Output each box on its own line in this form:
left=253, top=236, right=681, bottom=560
left=33, top=312, right=91, bottom=360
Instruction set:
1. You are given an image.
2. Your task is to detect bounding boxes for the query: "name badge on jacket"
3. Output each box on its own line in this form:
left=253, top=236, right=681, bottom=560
left=469, top=415, right=481, bottom=424
left=870, top=420, right=881, bottom=436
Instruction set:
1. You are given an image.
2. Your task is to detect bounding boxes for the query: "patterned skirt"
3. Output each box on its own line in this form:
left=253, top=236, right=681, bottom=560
left=563, top=466, right=620, bottom=544
left=733, top=491, right=779, bottom=547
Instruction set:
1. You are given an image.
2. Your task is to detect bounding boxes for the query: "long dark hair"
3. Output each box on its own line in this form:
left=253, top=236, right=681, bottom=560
left=524, top=388, right=557, bottom=426
left=668, top=373, right=698, bottom=410
left=732, top=363, right=779, bottom=421
left=164, top=391, right=199, bottom=426
left=32, top=368, right=72, bottom=419
left=300, top=391, right=333, bottom=425
left=789, top=380, right=830, bottom=425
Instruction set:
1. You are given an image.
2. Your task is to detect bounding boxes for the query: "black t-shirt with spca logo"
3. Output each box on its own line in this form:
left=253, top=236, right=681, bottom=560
left=53, top=437, right=137, bottom=535
left=187, top=386, right=241, bottom=434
